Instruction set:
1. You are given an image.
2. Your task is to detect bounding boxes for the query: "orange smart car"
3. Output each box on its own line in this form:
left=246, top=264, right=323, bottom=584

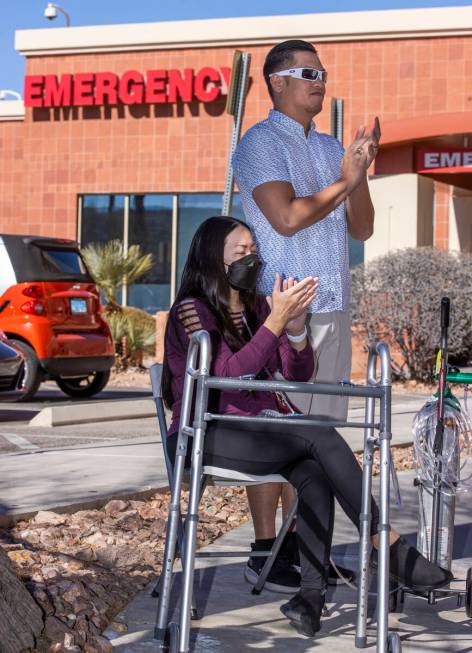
left=0, top=234, right=115, bottom=401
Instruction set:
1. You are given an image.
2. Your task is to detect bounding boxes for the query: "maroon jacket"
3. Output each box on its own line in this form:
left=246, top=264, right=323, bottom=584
left=165, top=295, right=315, bottom=435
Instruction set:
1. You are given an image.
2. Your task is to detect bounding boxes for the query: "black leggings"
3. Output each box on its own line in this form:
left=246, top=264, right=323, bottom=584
left=167, top=418, right=379, bottom=590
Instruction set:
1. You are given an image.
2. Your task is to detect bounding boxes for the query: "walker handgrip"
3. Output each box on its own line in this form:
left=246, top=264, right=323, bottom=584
left=441, top=297, right=450, bottom=330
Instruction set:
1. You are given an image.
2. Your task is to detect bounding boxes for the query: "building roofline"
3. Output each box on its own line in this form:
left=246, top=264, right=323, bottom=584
left=0, top=100, right=25, bottom=122
left=15, top=6, right=472, bottom=57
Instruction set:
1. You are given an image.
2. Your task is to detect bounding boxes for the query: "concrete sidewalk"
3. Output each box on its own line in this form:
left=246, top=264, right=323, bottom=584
left=0, top=433, right=169, bottom=516
left=1, top=393, right=429, bottom=516
left=106, top=465, right=472, bottom=652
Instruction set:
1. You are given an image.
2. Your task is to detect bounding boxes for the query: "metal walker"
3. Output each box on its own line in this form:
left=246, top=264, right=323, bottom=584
left=155, top=331, right=401, bottom=653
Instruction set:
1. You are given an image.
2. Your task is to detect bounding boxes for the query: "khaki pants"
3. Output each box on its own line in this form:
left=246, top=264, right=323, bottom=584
left=290, top=311, right=352, bottom=421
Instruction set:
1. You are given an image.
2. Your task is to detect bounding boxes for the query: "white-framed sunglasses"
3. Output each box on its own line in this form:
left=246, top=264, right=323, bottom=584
left=269, top=67, right=328, bottom=83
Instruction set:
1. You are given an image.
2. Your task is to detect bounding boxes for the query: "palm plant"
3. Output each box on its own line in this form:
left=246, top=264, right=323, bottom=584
left=81, top=240, right=153, bottom=313
left=81, top=240, right=156, bottom=368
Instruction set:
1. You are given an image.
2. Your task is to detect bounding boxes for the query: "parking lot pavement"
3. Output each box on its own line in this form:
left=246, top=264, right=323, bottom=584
left=0, top=414, right=162, bottom=454
left=0, top=390, right=432, bottom=515
left=0, top=381, right=151, bottom=406
left=0, top=382, right=153, bottom=453
left=107, top=465, right=472, bottom=653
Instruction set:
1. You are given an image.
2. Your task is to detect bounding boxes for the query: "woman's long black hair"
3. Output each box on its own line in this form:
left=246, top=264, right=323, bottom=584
left=162, top=216, right=259, bottom=408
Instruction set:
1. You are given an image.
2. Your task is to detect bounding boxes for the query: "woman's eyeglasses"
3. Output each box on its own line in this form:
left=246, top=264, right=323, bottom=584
left=269, top=68, right=328, bottom=83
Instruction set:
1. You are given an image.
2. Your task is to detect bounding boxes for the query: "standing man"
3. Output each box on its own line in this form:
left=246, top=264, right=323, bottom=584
left=233, top=40, right=380, bottom=591
left=234, top=39, right=379, bottom=416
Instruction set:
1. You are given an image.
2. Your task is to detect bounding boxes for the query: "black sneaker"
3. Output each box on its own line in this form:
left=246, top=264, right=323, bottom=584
left=244, top=542, right=301, bottom=594
left=387, top=537, right=453, bottom=593
left=280, top=589, right=324, bottom=637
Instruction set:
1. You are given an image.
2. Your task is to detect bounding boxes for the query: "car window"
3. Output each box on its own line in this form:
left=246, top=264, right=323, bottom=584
left=39, top=249, right=88, bottom=276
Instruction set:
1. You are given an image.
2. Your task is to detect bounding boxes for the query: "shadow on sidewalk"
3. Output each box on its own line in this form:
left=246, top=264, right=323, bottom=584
left=116, top=558, right=472, bottom=652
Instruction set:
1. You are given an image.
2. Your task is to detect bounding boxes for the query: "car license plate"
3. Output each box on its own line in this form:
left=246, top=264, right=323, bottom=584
left=70, top=298, right=88, bottom=314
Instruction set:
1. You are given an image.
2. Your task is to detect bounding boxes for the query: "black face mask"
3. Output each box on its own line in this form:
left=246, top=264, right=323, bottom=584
left=226, top=253, right=262, bottom=291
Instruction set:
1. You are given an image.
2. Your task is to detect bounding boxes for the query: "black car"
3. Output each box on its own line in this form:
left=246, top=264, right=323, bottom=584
left=0, top=335, right=24, bottom=395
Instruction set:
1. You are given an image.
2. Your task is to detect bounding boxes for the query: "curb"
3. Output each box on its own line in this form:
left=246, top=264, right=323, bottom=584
left=29, top=398, right=156, bottom=427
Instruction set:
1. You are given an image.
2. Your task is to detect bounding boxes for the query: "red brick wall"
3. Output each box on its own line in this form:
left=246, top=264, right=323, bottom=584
left=0, top=35, right=471, bottom=237
left=0, top=121, right=26, bottom=233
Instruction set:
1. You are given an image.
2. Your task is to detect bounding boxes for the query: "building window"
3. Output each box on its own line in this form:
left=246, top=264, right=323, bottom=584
left=80, top=192, right=241, bottom=313
left=128, top=194, right=173, bottom=313
left=81, top=194, right=125, bottom=245
left=80, top=194, right=125, bottom=304
left=229, top=193, right=246, bottom=222
left=176, top=193, right=245, bottom=284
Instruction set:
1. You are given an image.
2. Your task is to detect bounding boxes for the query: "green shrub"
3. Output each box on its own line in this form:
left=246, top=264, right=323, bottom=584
left=351, top=247, right=472, bottom=381
left=106, top=308, right=156, bottom=369
left=123, top=306, right=156, bottom=335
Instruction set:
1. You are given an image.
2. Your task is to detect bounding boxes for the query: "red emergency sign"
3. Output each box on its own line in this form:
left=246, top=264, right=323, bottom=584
left=24, top=67, right=231, bottom=108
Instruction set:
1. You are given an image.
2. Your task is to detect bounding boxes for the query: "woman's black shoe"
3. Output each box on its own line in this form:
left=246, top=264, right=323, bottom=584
left=280, top=589, right=323, bottom=637
left=386, top=537, right=453, bottom=592
left=245, top=542, right=301, bottom=594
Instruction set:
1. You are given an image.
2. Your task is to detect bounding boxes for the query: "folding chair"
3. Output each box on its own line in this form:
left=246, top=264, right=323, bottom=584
left=154, top=333, right=399, bottom=653
left=149, top=362, right=299, bottom=618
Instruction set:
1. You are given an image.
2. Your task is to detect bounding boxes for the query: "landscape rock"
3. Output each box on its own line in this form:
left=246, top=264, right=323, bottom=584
left=33, top=588, right=55, bottom=616
left=114, top=510, right=141, bottom=531
left=150, top=517, right=166, bottom=536
left=103, top=500, right=128, bottom=516
left=44, top=615, right=75, bottom=646
left=62, top=581, right=88, bottom=605
left=73, top=615, right=89, bottom=643
left=109, top=620, right=128, bottom=633
left=75, top=546, right=96, bottom=561
left=33, top=511, right=68, bottom=526
left=2, top=486, right=254, bottom=650
left=85, top=634, right=113, bottom=653
left=137, top=505, right=161, bottom=520
left=83, top=532, right=105, bottom=547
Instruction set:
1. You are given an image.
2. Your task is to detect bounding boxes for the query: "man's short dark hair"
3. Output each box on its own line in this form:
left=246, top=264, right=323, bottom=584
left=263, top=40, right=318, bottom=100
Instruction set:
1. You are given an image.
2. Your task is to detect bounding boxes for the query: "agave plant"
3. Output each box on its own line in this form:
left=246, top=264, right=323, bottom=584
left=81, top=240, right=153, bottom=312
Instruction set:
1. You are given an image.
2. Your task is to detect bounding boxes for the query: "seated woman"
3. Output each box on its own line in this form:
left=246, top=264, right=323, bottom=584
left=162, top=216, right=452, bottom=637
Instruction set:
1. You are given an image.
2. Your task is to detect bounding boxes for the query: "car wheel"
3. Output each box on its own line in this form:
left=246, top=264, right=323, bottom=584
left=56, top=370, right=111, bottom=398
left=9, top=339, right=42, bottom=402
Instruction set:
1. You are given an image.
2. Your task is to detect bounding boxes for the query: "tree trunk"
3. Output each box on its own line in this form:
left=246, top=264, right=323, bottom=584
left=0, top=547, right=43, bottom=653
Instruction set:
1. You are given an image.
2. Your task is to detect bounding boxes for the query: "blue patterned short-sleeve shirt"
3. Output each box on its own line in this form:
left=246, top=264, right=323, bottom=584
left=233, top=109, right=350, bottom=313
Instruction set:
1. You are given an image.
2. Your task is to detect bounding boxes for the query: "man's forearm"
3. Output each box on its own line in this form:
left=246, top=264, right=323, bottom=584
left=278, top=178, right=350, bottom=236
left=346, top=175, right=374, bottom=241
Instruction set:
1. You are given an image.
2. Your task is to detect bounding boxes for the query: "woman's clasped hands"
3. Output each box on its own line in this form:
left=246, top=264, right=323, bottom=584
left=265, top=273, right=319, bottom=337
